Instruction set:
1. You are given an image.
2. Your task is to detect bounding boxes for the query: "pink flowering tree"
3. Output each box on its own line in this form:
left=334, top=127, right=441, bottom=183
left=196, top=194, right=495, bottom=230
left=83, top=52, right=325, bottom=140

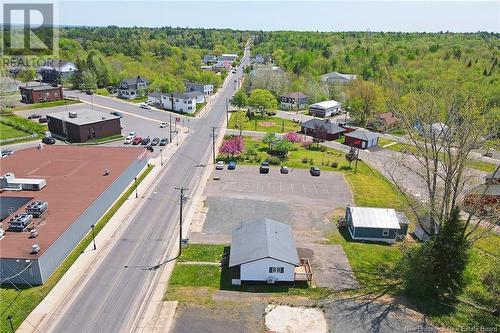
left=220, top=136, right=245, bottom=157
left=283, top=131, right=302, bottom=143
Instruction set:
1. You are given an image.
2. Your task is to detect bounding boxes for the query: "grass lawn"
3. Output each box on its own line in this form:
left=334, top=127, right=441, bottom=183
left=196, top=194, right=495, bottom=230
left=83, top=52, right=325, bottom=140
left=0, top=165, right=154, bottom=333
left=84, top=134, right=123, bottom=144
left=228, top=111, right=300, bottom=133
left=179, top=244, right=227, bottom=262
left=0, top=123, right=31, bottom=141
left=10, top=99, right=81, bottom=111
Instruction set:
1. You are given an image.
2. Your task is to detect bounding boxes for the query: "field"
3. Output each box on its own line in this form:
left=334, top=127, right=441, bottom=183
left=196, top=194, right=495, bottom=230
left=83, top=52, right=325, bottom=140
left=0, top=165, right=154, bottom=333
left=228, top=112, right=300, bottom=133
left=0, top=123, right=30, bottom=141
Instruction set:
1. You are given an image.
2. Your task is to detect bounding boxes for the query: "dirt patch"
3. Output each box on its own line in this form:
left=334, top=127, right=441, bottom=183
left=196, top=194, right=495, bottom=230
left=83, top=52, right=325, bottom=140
left=258, top=121, right=276, bottom=127
left=265, top=305, right=328, bottom=333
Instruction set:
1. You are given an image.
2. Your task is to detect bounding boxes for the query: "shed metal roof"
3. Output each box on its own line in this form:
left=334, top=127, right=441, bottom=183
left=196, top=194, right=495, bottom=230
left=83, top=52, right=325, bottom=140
left=349, top=206, right=401, bottom=229
left=344, top=129, right=379, bottom=141
left=309, top=100, right=340, bottom=110
left=229, top=218, right=299, bottom=267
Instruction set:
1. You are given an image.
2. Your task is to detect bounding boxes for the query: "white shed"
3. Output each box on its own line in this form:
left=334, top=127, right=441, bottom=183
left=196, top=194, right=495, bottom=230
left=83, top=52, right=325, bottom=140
left=229, top=218, right=299, bottom=285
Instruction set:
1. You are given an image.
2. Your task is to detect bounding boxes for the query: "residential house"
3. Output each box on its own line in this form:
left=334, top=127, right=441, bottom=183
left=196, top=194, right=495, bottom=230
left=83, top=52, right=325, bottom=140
left=229, top=218, right=300, bottom=285
left=219, top=53, right=238, bottom=62
left=151, top=92, right=198, bottom=114
left=38, top=60, right=77, bottom=84
left=320, top=72, right=357, bottom=84
left=464, top=170, right=500, bottom=215
left=368, top=112, right=400, bottom=132
left=301, top=118, right=345, bottom=140
left=203, top=55, right=218, bottom=64
left=251, top=54, right=266, bottom=65
left=344, top=130, right=379, bottom=149
left=345, top=206, right=409, bottom=243
left=280, top=92, right=308, bottom=110
left=19, top=85, right=63, bottom=104
left=308, top=100, right=342, bottom=118
left=117, top=76, right=149, bottom=99
left=185, top=81, right=214, bottom=97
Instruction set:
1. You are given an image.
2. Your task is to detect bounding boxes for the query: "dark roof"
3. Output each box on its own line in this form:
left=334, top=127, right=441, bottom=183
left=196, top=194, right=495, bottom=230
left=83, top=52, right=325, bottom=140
left=281, top=92, right=308, bottom=99
left=468, top=184, right=500, bottom=196
left=147, top=92, right=162, bottom=99
left=344, top=129, right=379, bottom=141
left=302, top=118, right=345, bottom=135
left=120, top=77, right=149, bottom=90
left=229, top=218, right=299, bottom=267
left=20, top=84, right=60, bottom=91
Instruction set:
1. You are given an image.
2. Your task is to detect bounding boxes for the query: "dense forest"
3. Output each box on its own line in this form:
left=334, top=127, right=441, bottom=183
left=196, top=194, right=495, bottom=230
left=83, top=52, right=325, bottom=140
left=249, top=31, right=500, bottom=117
left=55, top=27, right=247, bottom=92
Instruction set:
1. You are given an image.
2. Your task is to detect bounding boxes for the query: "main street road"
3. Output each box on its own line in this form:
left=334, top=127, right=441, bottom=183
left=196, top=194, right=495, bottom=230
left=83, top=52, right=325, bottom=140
left=46, top=48, right=250, bottom=333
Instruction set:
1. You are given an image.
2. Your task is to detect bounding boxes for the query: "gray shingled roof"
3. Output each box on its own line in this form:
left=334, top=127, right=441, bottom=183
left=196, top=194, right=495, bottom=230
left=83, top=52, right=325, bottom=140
left=344, top=129, right=379, bottom=141
left=281, top=92, right=308, bottom=99
left=229, top=218, right=299, bottom=267
left=302, top=118, right=345, bottom=135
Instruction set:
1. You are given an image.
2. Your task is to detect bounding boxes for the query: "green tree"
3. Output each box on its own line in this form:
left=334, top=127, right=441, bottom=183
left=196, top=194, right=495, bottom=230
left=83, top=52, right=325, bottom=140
left=231, top=111, right=249, bottom=136
left=248, top=89, right=277, bottom=117
left=263, top=132, right=276, bottom=149
left=81, top=70, right=97, bottom=91
left=232, top=89, right=248, bottom=110
left=20, top=67, right=36, bottom=86
left=346, top=79, right=384, bottom=126
left=272, top=138, right=294, bottom=158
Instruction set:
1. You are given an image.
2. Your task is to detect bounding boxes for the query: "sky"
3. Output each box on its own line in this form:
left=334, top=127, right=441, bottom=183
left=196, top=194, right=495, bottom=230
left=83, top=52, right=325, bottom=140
left=6, top=1, right=500, bottom=32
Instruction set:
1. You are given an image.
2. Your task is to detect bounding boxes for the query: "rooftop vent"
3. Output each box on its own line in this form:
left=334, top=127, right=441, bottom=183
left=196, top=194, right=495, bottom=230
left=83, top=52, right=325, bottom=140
left=68, top=111, right=77, bottom=118
left=31, top=244, right=40, bottom=254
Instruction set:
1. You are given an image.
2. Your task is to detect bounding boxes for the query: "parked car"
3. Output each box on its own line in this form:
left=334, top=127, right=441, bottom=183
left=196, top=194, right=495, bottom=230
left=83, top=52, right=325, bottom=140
left=38, top=117, right=48, bottom=123
left=228, top=161, right=237, bottom=170
left=483, top=151, right=493, bottom=158
left=111, top=111, right=123, bottom=118
left=1, top=150, right=14, bottom=158
left=141, top=137, right=151, bottom=145
left=159, top=138, right=168, bottom=146
left=140, top=103, right=151, bottom=109
left=215, top=161, right=225, bottom=170
left=124, top=136, right=134, bottom=144
left=132, top=136, right=143, bottom=145
left=151, top=137, right=160, bottom=146
left=128, top=131, right=136, bottom=138
left=310, top=166, right=321, bottom=176
left=259, top=162, right=270, bottom=174
left=280, top=166, right=289, bottom=174
left=85, top=90, right=94, bottom=95
left=42, top=137, right=55, bottom=144
left=27, top=114, right=41, bottom=119
left=160, top=122, right=167, bottom=128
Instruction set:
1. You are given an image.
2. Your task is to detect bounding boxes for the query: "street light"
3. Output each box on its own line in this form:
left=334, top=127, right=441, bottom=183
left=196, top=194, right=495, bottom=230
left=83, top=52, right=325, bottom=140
left=160, top=149, right=163, bottom=166
left=135, top=177, right=138, bottom=198
left=91, top=224, right=96, bottom=250
left=346, top=106, right=351, bottom=124
left=7, top=315, right=14, bottom=333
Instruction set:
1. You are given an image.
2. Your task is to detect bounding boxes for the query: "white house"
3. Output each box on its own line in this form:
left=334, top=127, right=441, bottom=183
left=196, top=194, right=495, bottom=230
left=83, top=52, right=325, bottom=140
left=148, top=91, right=199, bottom=113
left=38, top=60, right=77, bottom=83
left=320, top=72, right=357, bottom=84
left=229, top=218, right=299, bottom=285
left=185, top=81, right=214, bottom=97
left=309, top=100, right=342, bottom=118
left=118, top=76, right=149, bottom=99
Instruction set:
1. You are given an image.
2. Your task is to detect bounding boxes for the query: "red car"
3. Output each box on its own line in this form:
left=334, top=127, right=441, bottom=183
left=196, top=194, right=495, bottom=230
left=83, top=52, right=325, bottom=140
left=132, top=136, right=142, bottom=145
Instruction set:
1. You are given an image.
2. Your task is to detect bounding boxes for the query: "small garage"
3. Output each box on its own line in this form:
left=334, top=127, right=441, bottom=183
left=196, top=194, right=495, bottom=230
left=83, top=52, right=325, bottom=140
left=344, top=130, right=379, bottom=149
left=229, top=218, right=300, bottom=285
left=345, top=206, right=409, bottom=243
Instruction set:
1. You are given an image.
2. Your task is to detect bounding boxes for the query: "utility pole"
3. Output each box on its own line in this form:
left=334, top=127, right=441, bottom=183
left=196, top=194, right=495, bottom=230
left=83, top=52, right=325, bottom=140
left=354, top=146, right=359, bottom=174
left=169, top=113, right=172, bottom=143
left=211, top=127, right=216, bottom=164
left=91, top=224, right=96, bottom=250
left=175, top=186, right=189, bottom=257
left=226, top=98, right=229, bottom=127
left=134, top=176, right=138, bottom=198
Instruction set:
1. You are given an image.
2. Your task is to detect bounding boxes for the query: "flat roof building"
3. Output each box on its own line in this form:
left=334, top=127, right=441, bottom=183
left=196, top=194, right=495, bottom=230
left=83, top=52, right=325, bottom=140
left=19, top=84, right=63, bottom=104
left=309, top=100, right=342, bottom=118
left=47, top=109, right=121, bottom=143
left=0, top=146, right=148, bottom=285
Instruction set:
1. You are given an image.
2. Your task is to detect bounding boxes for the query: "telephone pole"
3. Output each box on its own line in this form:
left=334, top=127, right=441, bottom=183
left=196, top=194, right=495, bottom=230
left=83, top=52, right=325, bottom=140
left=175, top=186, right=189, bottom=257
left=211, top=126, right=217, bottom=164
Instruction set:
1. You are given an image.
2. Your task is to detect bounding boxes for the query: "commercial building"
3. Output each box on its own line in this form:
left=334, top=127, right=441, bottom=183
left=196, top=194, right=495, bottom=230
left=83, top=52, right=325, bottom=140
left=345, top=206, right=409, bottom=243
left=280, top=92, right=308, bottom=110
left=308, top=100, right=342, bottom=118
left=19, top=85, right=63, bottom=104
left=0, top=146, right=148, bottom=285
left=47, top=109, right=121, bottom=143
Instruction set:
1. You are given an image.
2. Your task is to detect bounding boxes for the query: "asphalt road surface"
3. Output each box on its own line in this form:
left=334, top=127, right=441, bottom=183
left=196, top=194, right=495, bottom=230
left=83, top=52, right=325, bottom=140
left=47, top=48, right=250, bottom=332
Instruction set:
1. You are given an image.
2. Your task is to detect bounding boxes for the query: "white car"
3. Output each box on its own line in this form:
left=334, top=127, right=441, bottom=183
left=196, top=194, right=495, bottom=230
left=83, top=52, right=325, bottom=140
left=160, top=122, right=167, bottom=128
left=124, top=136, right=134, bottom=144
left=140, top=103, right=151, bottom=109
left=128, top=131, right=136, bottom=137
left=215, top=161, right=225, bottom=170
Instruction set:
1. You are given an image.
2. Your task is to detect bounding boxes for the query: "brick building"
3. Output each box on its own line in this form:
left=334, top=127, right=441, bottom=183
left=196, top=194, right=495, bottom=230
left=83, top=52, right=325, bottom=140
left=19, top=85, right=63, bottom=104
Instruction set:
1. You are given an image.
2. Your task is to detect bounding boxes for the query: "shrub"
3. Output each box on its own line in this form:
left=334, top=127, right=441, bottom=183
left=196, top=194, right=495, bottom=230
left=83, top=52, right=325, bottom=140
left=256, top=156, right=262, bottom=163
left=301, top=158, right=309, bottom=164
left=331, top=162, right=338, bottom=168
left=96, top=88, right=110, bottom=96
left=267, top=157, right=280, bottom=165
left=309, top=158, right=314, bottom=165
left=283, top=131, right=302, bottom=143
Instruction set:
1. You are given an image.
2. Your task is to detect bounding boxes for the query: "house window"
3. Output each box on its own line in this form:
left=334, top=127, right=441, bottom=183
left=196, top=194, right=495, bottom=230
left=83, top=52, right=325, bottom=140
left=382, top=229, right=390, bottom=237
left=269, top=267, right=284, bottom=274
left=188, top=107, right=192, bottom=110
left=54, top=91, right=59, bottom=97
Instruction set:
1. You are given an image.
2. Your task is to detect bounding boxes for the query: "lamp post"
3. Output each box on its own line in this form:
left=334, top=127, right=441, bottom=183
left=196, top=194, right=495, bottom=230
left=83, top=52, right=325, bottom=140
left=160, top=149, right=163, bottom=166
left=91, top=224, right=96, bottom=250
left=346, top=106, right=351, bottom=124
left=7, top=315, right=14, bottom=333
left=135, top=177, right=138, bottom=198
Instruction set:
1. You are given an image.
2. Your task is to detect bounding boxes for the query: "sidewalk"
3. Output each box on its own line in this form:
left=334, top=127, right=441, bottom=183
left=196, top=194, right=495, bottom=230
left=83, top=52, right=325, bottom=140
left=18, top=130, right=190, bottom=333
